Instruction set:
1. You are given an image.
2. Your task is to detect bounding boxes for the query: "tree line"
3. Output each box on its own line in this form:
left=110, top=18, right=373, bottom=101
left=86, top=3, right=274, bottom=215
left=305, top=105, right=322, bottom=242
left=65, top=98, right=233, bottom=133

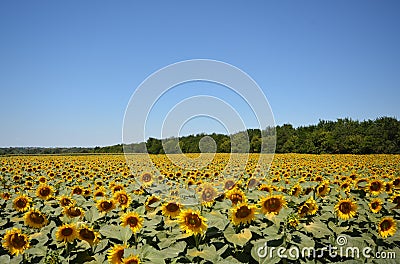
left=1, top=117, right=399, bottom=155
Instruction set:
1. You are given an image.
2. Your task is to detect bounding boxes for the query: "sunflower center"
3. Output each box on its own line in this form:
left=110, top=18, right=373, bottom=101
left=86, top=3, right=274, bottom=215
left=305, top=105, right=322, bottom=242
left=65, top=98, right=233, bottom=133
left=118, top=194, right=128, bottom=204
left=230, top=194, right=243, bottom=204
left=30, top=212, right=45, bottom=224
left=393, top=196, right=400, bottom=205
left=380, top=220, right=392, bottom=231
left=142, top=174, right=152, bottom=182
left=371, top=202, right=379, bottom=209
left=202, top=189, right=214, bottom=201
left=61, top=198, right=72, bottom=206
left=80, top=229, right=95, bottom=240
left=61, top=227, right=73, bottom=236
left=370, top=182, right=382, bottom=191
left=186, top=214, right=202, bottom=228
left=225, top=181, right=235, bottom=190
left=10, top=234, right=27, bottom=248
left=67, top=207, right=82, bottom=217
left=339, top=202, right=352, bottom=213
left=39, top=188, right=50, bottom=196
left=166, top=203, right=179, bottom=212
left=127, top=216, right=138, bottom=227
left=264, top=198, right=282, bottom=212
left=73, top=188, right=82, bottom=195
left=117, top=249, right=124, bottom=261
left=101, top=201, right=112, bottom=210
left=16, top=198, right=27, bottom=208
left=235, top=206, right=251, bottom=218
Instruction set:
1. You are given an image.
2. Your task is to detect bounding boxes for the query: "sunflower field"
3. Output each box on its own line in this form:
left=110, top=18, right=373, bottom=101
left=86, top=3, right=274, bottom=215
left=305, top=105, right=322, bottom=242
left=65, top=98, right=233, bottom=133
left=0, top=154, right=400, bottom=263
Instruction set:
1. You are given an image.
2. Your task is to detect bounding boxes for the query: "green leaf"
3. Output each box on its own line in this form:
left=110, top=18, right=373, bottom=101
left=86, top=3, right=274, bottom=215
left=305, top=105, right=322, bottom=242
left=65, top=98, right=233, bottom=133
left=99, top=225, right=132, bottom=243
left=160, top=241, right=186, bottom=259
left=224, top=226, right=252, bottom=247
left=205, top=210, right=229, bottom=230
left=85, top=205, right=101, bottom=222
left=327, top=221, right=349, bottom=234
left=302, top=220, right=332, bottom=238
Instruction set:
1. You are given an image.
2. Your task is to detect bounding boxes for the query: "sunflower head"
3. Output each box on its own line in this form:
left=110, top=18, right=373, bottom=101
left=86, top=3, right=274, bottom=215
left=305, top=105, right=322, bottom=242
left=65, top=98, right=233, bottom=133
left=316, top=181, right=330, bottom=197
left=24, top=209, right=48, bottom=228
left=121, top=211, right=143, bottom=233
left=123, top=254, right=141, bottom=264
left=377, top=217, right=397, bottom=238
left=334, top=198, right=357, bottom=220
left=140, top=172, right=153, bottom=187
left=369, top=198, right=383, bottom=214
left=199, top=183, right=218, bottom=207
left=108, top=244, right=126, bottom=264
left=13, top=195, right=31, bottom=212
left=71, top=186, right=84, bottom=196
left=36, top=184, right=53, bottom=200
left=224, top=179, right=236, bottom=191
left=145, top=195, right=160, bottom=211
left=368, top=180, right=384, bottom=196
left=178, top=209, right=208, bottom=236
left=97, top=199, right=116, bottom=213
left=114, top=190, right=132, bottom=209
left=161, top=201, right=182, bottom=218
left=226, top=187, right=246, bottom=205
left=2, top=228, right=30, bottom=256
left=56, top=223, right=78, bottom=243
left=290, top=184, right=302, bottom=197
left=298, top=197, right=318, bottom=218
left=230, top=203, right=256, bottom=226
left=64, top=205, right=84, bottom=218
left=78, top=225, right=99, bottom=245
left=259, top=195, right=287, bottom=215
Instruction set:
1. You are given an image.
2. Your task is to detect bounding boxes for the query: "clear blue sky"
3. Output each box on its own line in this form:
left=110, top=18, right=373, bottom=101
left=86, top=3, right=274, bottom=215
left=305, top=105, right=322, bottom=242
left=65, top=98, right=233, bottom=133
left=0, top=1, right=399, bottom=147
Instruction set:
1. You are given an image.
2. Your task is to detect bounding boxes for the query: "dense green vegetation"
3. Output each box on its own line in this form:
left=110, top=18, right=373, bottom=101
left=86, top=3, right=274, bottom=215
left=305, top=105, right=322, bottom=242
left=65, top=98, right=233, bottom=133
left=1, top=117, right=399, bottom=155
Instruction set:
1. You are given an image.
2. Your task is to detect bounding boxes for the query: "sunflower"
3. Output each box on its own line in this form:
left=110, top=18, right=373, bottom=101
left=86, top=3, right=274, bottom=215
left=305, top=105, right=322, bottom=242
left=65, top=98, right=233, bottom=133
left=59, top=195, right=75, bottom=207
left=161, top=201, right=182, bottom=218
left=390, top=194, right=400, bottom=209
left=223, top=179, right=236, bottom=191
left=12, top=195, right=31, bottom=212
left=298, top=197, right=319, bottom=218
left=199, top=183, right=218, bottom=207
left=288, top=215, right=299, bottom=227
left=123, top=255, right=141, bottom=264
left=78, top=225, right=99, bottom=245
left=71, top=186, right=84, bottom=196
left=290, top=184, right=302, bottom=197
left=334, top=198, right=357, bottom=220
left=230, top=203, right=256, bottom=226
left=112, top=184, right=125, bottom=194
left=64, top=205, right=84, bottom=218
left=259, top=195, right=286, bottom=215
left=178, top=209, right=208, bottom=236
left=377, top=217, right=397, bottom=238
left=247, top=178, right=259, bottom=189
left=385, top=182, right=393, bottom=194
left=36, top=184, right=53, bottom=200
left=225, top=187, right=247, bottom=205
left=24, top=209, right=48, bottom=228
left=97, top=199, right=116, bottom=213
left=368, top=179, right=384, bottom=196
left=316, top=181, right=330, bottom=197
left=369, top=198, right=383, bottom=214
left=145, top=195, right=160, bottom=211
left=140, top=172, right=153, bottom=187
left=93, top=189, right=106, bottom=200
left=114, top=190, right=131, bottom=209
left=258, top=184, right=275, bottom=193
left=120, top=212, right=143, bottom=233
left=56, top=223, right=78, bottom=243
left=2, top=228, right=30, bottom=256
left=108, top=244, right=126, bottom=264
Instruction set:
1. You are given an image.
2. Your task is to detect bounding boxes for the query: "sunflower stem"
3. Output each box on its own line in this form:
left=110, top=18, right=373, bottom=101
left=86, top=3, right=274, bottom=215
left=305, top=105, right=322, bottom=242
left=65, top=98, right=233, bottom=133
left=194, top=234, right=200, bottom=250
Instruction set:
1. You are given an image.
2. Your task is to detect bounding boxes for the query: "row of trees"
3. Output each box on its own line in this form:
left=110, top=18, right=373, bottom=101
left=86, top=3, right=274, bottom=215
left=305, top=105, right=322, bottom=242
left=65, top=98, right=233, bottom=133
left=1, top=117, right=399, bottom=155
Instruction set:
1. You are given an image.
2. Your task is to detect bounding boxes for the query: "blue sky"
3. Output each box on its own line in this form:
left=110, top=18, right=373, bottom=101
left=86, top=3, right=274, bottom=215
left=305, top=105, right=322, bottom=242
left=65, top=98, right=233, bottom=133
left=0, top=1, right=399, bottom=147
